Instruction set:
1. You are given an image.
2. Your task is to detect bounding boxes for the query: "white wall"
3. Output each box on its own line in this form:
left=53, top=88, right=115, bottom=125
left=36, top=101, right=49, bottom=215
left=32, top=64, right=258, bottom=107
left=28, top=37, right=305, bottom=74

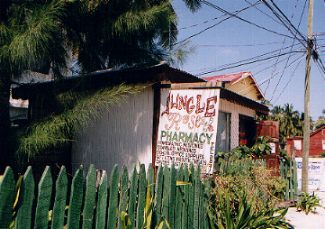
left=219, top=99, right=256, bottom=149
left=296, top=158, right=325, bottom=191
left=71, top=87, right=154, bottom=173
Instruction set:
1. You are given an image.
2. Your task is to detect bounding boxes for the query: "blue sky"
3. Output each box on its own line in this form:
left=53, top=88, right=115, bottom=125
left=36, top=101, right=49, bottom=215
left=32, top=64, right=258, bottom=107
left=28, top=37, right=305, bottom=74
left=172, top=0, right=325, bottom=120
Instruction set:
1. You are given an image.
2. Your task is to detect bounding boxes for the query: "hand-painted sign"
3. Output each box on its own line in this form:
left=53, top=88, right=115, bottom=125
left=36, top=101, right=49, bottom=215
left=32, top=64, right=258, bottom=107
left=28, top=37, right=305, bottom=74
left=155, top=88, right=220, bottom=174
left=296, top=158, right=325, bottom=191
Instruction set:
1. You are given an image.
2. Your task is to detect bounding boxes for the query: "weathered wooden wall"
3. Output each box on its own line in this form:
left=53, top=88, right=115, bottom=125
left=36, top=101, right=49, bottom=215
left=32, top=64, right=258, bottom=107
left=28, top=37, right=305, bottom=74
left=219, top=99, right=256, bottom=150
left=71, top=87, right=154, bottom=172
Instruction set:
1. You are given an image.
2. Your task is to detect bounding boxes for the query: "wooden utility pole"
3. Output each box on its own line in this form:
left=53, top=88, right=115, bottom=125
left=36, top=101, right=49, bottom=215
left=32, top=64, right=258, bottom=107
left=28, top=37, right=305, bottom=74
left=302, top=0, right=314, bottom=193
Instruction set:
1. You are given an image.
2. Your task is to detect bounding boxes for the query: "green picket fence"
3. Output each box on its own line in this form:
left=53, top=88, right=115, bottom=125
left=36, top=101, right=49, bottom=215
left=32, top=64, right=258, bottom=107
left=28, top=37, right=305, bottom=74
left=0, top=164, right=209, bottom=229
left=280, top=160, right=298, bottom=201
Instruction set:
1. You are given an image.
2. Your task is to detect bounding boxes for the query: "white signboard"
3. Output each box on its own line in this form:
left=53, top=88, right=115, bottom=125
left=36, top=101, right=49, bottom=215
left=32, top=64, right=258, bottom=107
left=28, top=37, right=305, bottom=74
left=155, top=88, right=220, bottom=174
left=296, top=158, right=325, bottom=191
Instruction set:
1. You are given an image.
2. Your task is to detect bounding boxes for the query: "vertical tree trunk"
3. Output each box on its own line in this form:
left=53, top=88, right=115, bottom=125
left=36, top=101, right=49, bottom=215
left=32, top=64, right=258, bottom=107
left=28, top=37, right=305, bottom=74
left=0, top=77, right=11, bottom=172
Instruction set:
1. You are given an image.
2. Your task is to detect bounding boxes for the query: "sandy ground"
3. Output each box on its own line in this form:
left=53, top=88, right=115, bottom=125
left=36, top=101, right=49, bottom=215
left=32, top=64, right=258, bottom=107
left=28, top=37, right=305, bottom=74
left=285, top=191, right=325, bottom=229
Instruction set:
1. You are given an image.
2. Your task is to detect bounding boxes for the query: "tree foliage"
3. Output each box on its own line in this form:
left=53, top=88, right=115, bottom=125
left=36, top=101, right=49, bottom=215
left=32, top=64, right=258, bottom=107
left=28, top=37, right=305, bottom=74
left=17, top=84, right=145, bottom=159
left=0, top=0, right=201, bottom=163
left=264, top=104, right=304, bottom=144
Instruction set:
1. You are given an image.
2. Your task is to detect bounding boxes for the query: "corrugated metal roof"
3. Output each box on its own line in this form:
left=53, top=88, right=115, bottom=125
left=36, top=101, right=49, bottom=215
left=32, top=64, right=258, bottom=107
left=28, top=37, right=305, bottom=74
left=202, top=72, right=252, bottom=83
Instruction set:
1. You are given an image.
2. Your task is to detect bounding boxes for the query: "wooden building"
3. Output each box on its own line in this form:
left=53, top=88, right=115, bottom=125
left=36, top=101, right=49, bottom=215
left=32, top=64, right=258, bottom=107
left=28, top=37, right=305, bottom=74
left=12, top=64, right=269, bottom=172
left=286, top=126, right=325, bottom=158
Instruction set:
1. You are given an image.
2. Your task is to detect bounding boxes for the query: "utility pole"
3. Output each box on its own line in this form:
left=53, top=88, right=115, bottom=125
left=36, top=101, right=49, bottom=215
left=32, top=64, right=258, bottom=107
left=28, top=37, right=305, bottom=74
left=302, top=0, right=314, bottom=193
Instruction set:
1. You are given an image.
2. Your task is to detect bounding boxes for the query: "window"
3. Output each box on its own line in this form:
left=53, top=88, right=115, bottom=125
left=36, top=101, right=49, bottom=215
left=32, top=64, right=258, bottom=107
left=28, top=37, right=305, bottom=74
left=294, top=140, right=302, bottom=150
left=322, top=140, right=325, bottom=150
left=216, top=111, right=231, bottom=152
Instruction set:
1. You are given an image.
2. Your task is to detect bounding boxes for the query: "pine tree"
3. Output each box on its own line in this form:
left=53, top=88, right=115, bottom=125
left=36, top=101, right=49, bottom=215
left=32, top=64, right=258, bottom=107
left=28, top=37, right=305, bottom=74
left=0, top=0, right=201, bottom=169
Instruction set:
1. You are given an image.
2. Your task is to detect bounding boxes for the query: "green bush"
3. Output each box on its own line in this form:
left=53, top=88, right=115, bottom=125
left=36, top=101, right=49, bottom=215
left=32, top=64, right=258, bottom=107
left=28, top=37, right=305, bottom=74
left=296, top=192, right=320, bottom=214
left=320, top=152, right=325, bottom=158
left=208, top=191, right=292, bottom=229
left=211, top=155, right=286, bottom=212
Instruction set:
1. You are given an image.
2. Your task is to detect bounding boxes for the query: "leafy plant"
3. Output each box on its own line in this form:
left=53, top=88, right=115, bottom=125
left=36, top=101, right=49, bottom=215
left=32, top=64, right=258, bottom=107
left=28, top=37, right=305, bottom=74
left=120, top=184, right=170, bottom=229
left=208, top=191, right=291, bottom=229
left=321, top=152, right=325, bottom=158
left=296, top=192, right=320, bottom=214
left=251, top=136, right=272, bottom=158
left=16, top=84, right=144, bottom=159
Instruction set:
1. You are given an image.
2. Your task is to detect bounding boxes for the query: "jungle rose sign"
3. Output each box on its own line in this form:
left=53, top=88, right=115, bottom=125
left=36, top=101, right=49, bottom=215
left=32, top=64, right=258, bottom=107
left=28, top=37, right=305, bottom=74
left=155, top=88, right=220, bottom=174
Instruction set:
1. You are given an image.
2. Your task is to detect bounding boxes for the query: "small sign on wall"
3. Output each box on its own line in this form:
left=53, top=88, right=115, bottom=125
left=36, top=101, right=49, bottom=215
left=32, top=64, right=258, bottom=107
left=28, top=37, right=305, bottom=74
left=296, top=158, right=325, bottom=191
left=155, top=88, right=220, bottom=174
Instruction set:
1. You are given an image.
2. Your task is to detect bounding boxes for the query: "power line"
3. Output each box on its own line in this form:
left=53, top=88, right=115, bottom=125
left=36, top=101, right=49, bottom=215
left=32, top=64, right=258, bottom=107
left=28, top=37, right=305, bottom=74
left=196, top=49, right=303, bottom=76
left=273, top=58, right=305, bottom=103
left=239, top=53, right=305, bottom=97
left=201, top=0, right=299, bottom=40
left=264, top=0, right=305, bottom=96
left=201, top=42, right=302, bottom=71
left=174, top=2, right=258, bottom=45
left=261, top=0, right=307, bottom=47
left=194, top=41, right=290, bottom=47
left=244, top=0, right=283, bottom=26
left=269, top=0, right=307, bottom=100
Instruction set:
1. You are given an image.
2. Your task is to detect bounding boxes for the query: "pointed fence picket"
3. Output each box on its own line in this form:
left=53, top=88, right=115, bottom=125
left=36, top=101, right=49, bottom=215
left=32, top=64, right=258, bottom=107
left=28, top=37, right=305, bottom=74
left=0, top=163, right=210, bottom=229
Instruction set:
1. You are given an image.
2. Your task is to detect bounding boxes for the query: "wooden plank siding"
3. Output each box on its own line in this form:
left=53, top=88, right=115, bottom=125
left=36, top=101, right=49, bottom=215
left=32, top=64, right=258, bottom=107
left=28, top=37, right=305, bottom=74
left=71, top=86, right=154, bottom=173
left=219, top=99, right=256, bottom=150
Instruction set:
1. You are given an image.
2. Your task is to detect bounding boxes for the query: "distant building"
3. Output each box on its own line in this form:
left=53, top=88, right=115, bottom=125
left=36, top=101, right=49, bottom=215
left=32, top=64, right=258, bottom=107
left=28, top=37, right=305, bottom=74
left=286, top=126, right=325, bottom=157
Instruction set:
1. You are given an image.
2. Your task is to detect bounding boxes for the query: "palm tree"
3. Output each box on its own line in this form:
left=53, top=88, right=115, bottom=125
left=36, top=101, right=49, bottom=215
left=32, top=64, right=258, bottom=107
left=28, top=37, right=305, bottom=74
left=269, top=104, right=303, bottom=144
left=0, top=0, right=201, bottom=169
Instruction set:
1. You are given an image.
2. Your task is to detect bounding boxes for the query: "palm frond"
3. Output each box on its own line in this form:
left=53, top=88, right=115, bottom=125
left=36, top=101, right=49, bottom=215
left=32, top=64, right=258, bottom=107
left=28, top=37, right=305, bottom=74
left=17, top=84, right=145, bottom=158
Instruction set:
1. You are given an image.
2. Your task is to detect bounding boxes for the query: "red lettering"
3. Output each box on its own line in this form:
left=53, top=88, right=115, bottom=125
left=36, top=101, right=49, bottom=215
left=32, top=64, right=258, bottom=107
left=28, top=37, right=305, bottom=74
left=195, top=95, right=205, bottom=114
left=205, top=96, right=218, bottom=117
left=170, top=94, right=178, bottom=109
left=186, top=97, right=195, bottom=114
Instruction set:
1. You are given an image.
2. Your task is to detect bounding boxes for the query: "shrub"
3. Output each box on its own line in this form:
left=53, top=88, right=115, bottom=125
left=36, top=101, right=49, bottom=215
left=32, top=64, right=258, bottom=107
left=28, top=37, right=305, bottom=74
left=296, top=192, right=320, bottom=214
left=208, top=191, right=292, bottom=229
left=320, top=152, right=325, bottom=158
left=211, top=155, right=286, bottom=213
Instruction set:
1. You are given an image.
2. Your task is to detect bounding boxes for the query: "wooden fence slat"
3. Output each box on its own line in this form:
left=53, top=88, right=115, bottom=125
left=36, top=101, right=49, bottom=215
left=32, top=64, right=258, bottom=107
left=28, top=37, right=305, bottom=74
left=15, top=166, right=35, bottom=229
left=51, top=166, right=68, bottom=229
left=82, top=164, right=97, bottom=229
left=168, top=165, right=176, bottom=228
left=0, top=167, right=16, bottom=229
left=107, top=165, right=119, bottom=229
left=174, top=166, right=183, bottom=229
left=193, top=166, right=200, bottom=229
left=181, top=165, right=189, bottom=229
left=154, top=166, right=163, bottom=225
left=67, top=166, right=84, bottom=229
left=118, top=167, right=129, bottom=229
left=95, top=171, right=108, bottom=229
left=136, top=164, right=146, bottom=229
left=2, top=163, right=209, bottom=229
left=34, top=166, right=53, bottom=229
left=147, top=164, right=155, bottom=198
left=188, top=165, right=195, bottom=229
left=128, top=167, right=138, bottom=229
left=162, top=166, right=170, bottom=222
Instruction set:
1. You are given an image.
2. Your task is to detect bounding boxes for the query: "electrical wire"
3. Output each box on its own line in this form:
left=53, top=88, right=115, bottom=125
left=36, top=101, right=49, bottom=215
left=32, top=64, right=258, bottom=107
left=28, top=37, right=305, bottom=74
left=262, top=0, right=307, bottom=46
left=273, top=58, right=305, bottom=103
left=196, top=49, right=303, bottom=76
left=269, top=0, right=307, bottom=100
left=201, top=0, right=298, bottom=40
left=264, top=0, right=304, bottom=96
left=174, top=2, right=259, bottom=45
left=240, top=52, right=305, bottom=97
left=197, top=42, right=301, bottom=73
left=244, top=0, right=283, bottom=26
left=194, top=41, right=291, bottom=47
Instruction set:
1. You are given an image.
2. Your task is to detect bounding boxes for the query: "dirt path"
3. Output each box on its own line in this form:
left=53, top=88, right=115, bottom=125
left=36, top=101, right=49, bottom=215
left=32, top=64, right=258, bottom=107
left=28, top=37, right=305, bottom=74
left=285, top=192, right=325, bottom=229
